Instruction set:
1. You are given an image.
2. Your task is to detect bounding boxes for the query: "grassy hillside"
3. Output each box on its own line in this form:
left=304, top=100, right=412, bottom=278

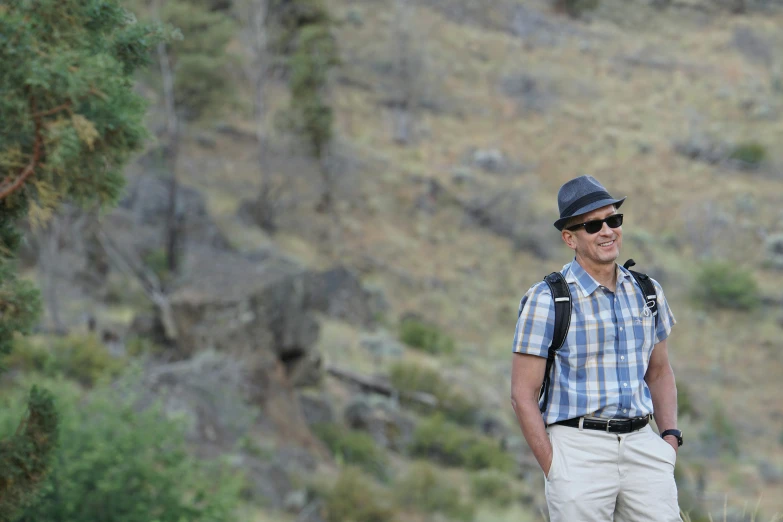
left=163, top=0, right=783, bottom=518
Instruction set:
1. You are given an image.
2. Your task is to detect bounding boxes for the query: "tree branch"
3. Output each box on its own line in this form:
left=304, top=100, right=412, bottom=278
left=32, top=101, right=71, bottom=118
left=0, top=97, right=43, bottom=200
left=94, top=226, right=178, bottom=341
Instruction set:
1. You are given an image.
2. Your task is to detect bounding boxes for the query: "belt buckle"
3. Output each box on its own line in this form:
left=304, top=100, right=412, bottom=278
left=605, top=419, right=614, bottom=433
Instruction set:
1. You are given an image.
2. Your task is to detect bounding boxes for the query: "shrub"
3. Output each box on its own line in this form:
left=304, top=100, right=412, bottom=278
left=7, top=334, right=125, bottom=387
left=312, top=423, right=388, bottom=479
left=470, top=469, right=516, bottom=508
left=677, top=383, right=697, bottom=419
left=322, top=467, right=394, bottom=522
left=554, top=0, right=600, bottom=17
left=143, top=247, right=172, bottom=282
left=394, top=462, right=474, bottom=521
left=692, top=261, right=760, bottom=311
left=409, top=415, right=512, bottom=472
left=399, top=317, right=455, bottom=355
left=728, top=141, right=766, bottom=169
left=125, top=335, right=164, bottom=358
left=701, top=406, right=740, bottom=457
left=0, top=378, right=242, bottom=522
left=388, top=362, right=479, bottom=426
left=389, top=362, right=442, bottom=397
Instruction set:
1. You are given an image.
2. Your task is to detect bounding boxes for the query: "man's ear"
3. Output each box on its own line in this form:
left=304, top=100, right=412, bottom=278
left=562, top=229, right=576, bottom=250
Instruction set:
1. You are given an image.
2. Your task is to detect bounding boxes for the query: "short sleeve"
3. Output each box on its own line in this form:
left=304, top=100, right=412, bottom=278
left=512, top=282, right=555, bottom=358
left=652, top=279, right=676, bottom=344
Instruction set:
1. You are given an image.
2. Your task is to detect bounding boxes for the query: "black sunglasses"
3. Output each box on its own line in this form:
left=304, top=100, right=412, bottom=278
left=565, top=214, right=623, bottom=234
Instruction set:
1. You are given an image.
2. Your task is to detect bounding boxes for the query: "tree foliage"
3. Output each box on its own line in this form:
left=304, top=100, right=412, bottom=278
left=272, top=0, right=339, bottom=210
left=1, top=377, right=241, bottom=522
left=153, top=0, right=235, bottom=121
left=0, top=0, right=166, bottom=516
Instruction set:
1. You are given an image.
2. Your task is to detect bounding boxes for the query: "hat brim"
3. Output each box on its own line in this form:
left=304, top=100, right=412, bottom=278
left=554, top=197, right=626, bottom=231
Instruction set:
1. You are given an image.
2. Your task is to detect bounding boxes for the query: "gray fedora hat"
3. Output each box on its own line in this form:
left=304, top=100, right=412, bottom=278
left=553, top=175, right=626, bottom=231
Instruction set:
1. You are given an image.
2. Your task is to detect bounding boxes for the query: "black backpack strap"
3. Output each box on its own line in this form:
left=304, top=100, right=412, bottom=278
left=622, top=259, right=659, bottom=328
left=539, top=272, right=572, bottom=415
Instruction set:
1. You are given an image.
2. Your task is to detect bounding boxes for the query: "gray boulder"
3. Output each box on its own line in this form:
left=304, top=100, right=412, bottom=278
left=136, top=350, right=261, bottom=452
left=307, top=266, right=388, bottom=329
left=299, top=392, right=335, bottom=426
left=168, top=250, right=322, bottom=387
left=359, top=333, right=405, bottom=359
left=473, top=148, right=507, bottom=173
left=344, top=397, right=416, bottom=452
left=241, top=446, right=318, bottom=510
left=118, top=172, right=231, bottom=252
left=764, top=233, right=783, bottom=269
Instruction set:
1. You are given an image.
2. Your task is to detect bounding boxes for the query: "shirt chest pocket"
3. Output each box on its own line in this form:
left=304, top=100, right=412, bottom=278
left=632, top=311, right=656, bottom=359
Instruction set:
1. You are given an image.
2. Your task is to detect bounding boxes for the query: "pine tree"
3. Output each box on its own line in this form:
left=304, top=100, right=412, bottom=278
left=127, top=0, right=235, bottom=275
left=0, top=1, right=166, bottom=517
left=273, top=0, right=339, bottom=213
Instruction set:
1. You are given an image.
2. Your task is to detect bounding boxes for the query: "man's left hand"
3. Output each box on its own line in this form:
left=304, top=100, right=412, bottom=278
left=663, top=435, right=679, bottom=454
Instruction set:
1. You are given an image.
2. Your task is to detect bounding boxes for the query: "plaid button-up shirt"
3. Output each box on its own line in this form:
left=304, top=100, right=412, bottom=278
left=512, top=259, right=675, bottom=425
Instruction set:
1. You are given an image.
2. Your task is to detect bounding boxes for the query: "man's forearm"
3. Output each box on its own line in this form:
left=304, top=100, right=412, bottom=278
left=647, top=366, right=678, bottom=432
left=511, top=395, right=552, bottom=474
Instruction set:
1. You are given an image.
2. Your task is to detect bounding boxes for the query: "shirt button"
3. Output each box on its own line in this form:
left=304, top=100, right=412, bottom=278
left=623, top=409, right=628, bottom=413
left=621, top=356, right=625, bottom=361
left=619, top=327, right=624, bottom=331
left=623, top=383, right=628, bottom=387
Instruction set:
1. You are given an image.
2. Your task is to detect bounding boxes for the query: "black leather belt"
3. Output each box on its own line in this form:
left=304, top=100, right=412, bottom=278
left=554, top=415, right=651, bottom=433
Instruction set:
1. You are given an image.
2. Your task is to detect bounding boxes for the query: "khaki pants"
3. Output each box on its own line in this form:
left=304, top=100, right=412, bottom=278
left=545, top=423, right=682, bottom=522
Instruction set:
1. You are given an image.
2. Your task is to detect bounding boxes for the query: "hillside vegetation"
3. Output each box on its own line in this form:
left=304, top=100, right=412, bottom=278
left=4, top=0, right=783, bottom=521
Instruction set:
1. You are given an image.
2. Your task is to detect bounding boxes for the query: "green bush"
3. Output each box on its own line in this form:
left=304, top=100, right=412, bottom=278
left=8, top=334, right=125, bottom=387
left=729, top=141, right=767, bottom=168
left=0, top=377, right=242, bottom=522
left=692, top=261, right=760, bottom=311
left=143, top=247, right=172, bottom=283
left=701, top=406, right=739, bottom=457
left=312, top=423, right=388, bottom=479
left=125, top=335, right=164, bottom=358
left=554, top=0, right=600, bottom=17
left=409, top=415, right=512, bottom=472
left=470, top=470, right=516, bottom=508
left=394, top=462, right=474, bottom=521
left=399, top=318, right=455, bottom=355
left=322, top=467, right=394, bottom=522
left=388, top=362, right=479, bottom=426
left=677, top=383, right=697, bottom=419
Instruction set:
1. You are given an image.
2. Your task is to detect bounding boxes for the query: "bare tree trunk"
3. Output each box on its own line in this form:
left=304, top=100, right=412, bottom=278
left=250, top=0, right=270, bottom=169
left=43, top=219, right=65, bottom=334
left=250, top=0, right=280, bottom=232
left=315, top=153, right=333, bottom=214
left=238, top=0, right=284, bottom=232
left=157, top=16, right=181, bottom=276
left=392, top=0, right=412, bottom=145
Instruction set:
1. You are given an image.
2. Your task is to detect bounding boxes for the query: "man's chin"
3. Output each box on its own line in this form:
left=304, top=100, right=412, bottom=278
left=598, top=250, right=619, bottom=264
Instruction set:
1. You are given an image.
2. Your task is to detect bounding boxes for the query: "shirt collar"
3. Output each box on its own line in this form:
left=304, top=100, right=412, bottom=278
left=564, top=258, right=631, bottom=296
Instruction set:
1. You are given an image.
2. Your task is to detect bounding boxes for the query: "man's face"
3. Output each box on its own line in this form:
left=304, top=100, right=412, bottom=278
left=561, top=204, right=622, bottom=266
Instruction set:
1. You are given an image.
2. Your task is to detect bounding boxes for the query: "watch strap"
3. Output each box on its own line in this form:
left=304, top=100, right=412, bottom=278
left=660, top=429, right=683, bottom=447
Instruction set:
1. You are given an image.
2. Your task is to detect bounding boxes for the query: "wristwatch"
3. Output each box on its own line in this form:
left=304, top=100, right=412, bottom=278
left=660, top=429, right=683, bottom=447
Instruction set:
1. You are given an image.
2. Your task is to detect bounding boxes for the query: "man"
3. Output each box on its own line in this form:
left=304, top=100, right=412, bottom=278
left=510, top=175, right=682, bottom=521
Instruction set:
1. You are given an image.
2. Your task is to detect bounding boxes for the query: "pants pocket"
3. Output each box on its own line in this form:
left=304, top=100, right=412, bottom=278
left=546, top=430, right=560, bottom=482
left=650, top=429, right=677, bottom=466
